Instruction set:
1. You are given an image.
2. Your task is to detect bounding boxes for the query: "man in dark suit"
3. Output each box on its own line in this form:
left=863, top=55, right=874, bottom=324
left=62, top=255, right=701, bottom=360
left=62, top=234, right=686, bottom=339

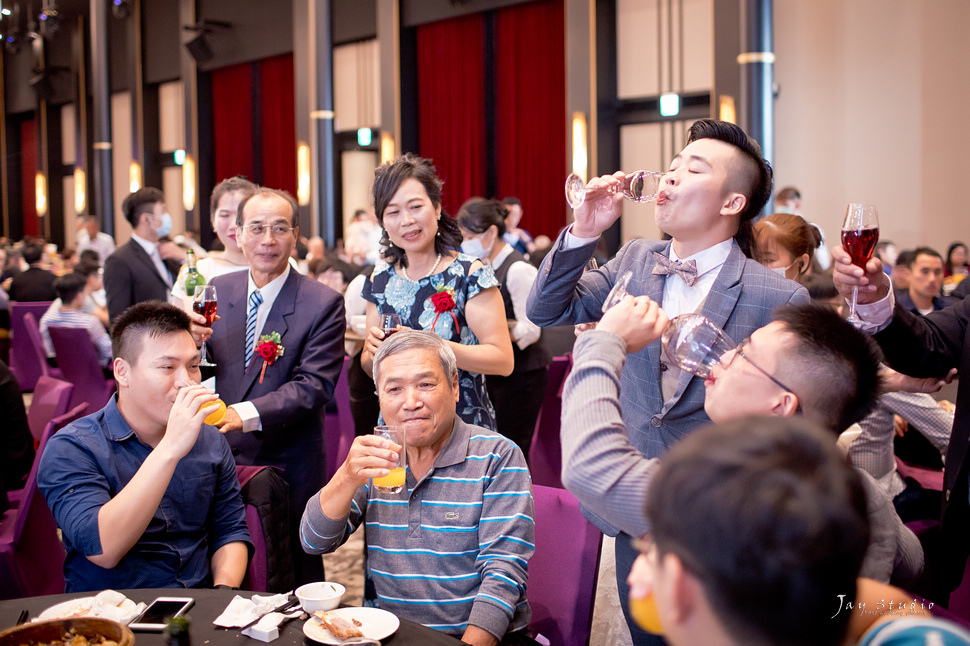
left=7, top=242, right=56, bottom=301
left=206, top=187, right=345, bottom=585
left=833, top=244, right=970, bottom=601
left=526, top=119, right=808, bottom=645
left=103, top=187, right=181, bottom=322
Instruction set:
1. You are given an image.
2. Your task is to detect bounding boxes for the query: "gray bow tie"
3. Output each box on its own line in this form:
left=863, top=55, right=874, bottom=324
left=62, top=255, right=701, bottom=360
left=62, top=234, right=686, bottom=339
left=652, top=252, right=698, bottom=286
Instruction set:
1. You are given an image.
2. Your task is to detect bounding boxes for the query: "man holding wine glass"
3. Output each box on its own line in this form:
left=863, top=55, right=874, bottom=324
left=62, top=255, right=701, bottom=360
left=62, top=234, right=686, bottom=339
left=527, top=119, right=808, bottom=644
left=202, top=186, right=346, bottom=585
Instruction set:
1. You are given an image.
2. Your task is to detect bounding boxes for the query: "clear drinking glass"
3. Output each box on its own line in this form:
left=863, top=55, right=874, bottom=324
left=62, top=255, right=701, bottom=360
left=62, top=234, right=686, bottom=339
left=380, top=313, right=402, bottom=338
left=660, top=314, right=737, bottom=378
left=601, top=270, right=634, bottom=313
left=565, top=170, right=665, bottom=209
left=372, top=425, right=406, bottom=494
left=840, top=204, right=880, bottom=324
left=193, top=285, right=218, bottom=367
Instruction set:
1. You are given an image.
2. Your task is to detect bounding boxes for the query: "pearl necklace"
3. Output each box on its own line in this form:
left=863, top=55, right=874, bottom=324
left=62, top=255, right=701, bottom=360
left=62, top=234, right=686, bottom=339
left=401, top=253, right=442, bottom=282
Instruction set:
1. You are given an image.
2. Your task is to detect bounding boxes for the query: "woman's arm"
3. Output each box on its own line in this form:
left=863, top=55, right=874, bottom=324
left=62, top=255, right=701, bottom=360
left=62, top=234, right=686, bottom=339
left=450, top=285, right=514, bottom=376
left=360, top=301, right=381, bottom=377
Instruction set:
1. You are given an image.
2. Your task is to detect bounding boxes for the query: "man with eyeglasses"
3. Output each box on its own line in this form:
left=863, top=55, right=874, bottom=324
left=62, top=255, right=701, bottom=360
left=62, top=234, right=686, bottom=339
left=562, top=300, right=922, bottom=643
left=204, top=186, right=346, bottom=585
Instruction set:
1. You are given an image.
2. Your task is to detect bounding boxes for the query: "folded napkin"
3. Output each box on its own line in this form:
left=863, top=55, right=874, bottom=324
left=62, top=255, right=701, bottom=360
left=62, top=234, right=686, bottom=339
left=36, top=590, right=146, bottom=624
left=213, top=593, right=301, bottom=642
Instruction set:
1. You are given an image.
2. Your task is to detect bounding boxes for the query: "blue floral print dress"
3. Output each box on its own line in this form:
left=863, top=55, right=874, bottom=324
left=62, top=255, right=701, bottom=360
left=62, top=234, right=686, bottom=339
left=363, top=254, right=499, bottom=430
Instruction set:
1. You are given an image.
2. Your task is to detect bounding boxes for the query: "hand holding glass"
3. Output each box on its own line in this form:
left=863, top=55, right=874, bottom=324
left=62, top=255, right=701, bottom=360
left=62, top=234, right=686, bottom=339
left=841, top=204, right=879, bottom=323
left=565, top=170, right=666, bottom=210
left=380, top=313, right=402, bottom=338
left=193, top=285, right=218, bottom=367
left=372, top=426, right=406, bottom=494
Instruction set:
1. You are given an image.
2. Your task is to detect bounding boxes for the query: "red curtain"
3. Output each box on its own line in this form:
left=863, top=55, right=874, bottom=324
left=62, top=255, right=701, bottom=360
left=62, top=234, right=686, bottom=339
left=494, top=0, right=566, bottom=240
left=259, top=54, right=297, bottom=196
left=211, top=62, right=254, bottom=183
left=417, top=14, right=487, bottom=217
left=20, top=119, right=39, bottom=238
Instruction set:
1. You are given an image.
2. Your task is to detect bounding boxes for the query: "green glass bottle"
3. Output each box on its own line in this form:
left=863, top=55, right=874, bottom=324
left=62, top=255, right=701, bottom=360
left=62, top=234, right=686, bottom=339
left=184, top=248, right=206, bottom=297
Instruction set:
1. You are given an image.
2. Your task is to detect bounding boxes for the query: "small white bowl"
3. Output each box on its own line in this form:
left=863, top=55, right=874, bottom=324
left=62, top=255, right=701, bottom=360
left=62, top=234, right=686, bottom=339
left=295, top=582, right=346, bottom=612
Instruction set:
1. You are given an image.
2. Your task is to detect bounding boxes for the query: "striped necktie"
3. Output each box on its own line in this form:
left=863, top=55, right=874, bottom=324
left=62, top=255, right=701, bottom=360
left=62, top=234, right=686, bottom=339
left=245, top=289, right=263, bottom=369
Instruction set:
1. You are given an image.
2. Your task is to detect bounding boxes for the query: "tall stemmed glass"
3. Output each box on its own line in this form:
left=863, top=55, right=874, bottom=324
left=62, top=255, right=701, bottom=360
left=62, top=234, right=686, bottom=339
left=565, top=171, right=666, bottom=210
left=194, top=285, right=218, bottom=367
left=841, top=204, right=879, bottom=324
left=660, top=314, right=737, bottom=378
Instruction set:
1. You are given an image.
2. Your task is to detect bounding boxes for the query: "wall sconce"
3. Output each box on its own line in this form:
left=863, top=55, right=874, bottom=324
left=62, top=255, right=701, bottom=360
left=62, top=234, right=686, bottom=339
left=74, top=167, right=86, bottom=214
left=380, top=133, right=395, bottom=164
left=297, top=142, right=311, bottom=206
left=182, top=154, right=196, bottom=211
left=719, top=95, right=736, bottom=124
left=129, top=160, right=142, bottom=192
left=35, top=172, right=48, bottom=216
left=571, top=112, right=588, bottom=182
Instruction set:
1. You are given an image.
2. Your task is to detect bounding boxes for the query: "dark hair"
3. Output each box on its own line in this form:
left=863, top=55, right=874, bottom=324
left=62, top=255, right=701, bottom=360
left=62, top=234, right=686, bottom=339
left=803, top=272, right=839, bottom=302
left=73, top=258, right=101, bottom=279
left=946, top=242, right=968, bottom=273
left=236, top=187, right=299, bottom=227
left=79, top=248, right=101, bottom=265
left=776, top=186, right=801, bottom=202
left=645, top=416, right=870, bottom=646
left=22, top=242, right=44, bottom=265
left=895, top=249, right=916, bottom=269
left=54, top=272, right=87, bottom=303
left=110, top=301, right=193, bottom=365
left=308, top=254, right=357, bottom=285
left=686, top=119, right=773, bottom=256
left=456, top=197, right=508, bottom=238
left=210, top=176, right=257, bottom=222
left=371, top=153, right=462, bottom=269
left=912, top=246, right=943, bottom=263
left=121, top=187, right=165, bottom=228
left=773, top=303, right=883, bottom=431
left=501, top=196, right=521, bottom=208
left=753, top=212, right=822, bottom=275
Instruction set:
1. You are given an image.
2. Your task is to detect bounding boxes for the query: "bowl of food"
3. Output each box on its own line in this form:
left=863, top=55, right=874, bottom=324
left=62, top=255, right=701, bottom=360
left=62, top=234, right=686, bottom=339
left=295, top=581, right=345, bottom=612
left=0, top=617, right=135, bottom=646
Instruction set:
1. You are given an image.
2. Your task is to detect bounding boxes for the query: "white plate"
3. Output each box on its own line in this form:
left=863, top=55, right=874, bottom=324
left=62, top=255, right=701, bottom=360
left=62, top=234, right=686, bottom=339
left=37, top=596, right=140, bottom=623
left=303, top=608, right=400, bottom=644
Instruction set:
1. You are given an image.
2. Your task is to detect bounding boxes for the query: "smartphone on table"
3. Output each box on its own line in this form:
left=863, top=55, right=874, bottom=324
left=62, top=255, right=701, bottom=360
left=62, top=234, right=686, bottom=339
left=129, top=597, right=195, bottom=632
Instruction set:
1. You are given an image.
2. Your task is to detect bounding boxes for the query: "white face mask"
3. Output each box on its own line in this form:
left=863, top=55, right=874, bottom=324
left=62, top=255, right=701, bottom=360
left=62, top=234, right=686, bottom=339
left=460, top=236, right=490, bottom=260
left=153, top=212, right=173, bottom=238
left=771, top=260, right=799, bottom=279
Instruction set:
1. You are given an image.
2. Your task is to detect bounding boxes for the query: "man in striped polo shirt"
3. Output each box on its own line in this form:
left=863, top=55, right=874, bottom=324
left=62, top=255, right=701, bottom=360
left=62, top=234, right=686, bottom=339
left=301, top=330, right=534, bottom=646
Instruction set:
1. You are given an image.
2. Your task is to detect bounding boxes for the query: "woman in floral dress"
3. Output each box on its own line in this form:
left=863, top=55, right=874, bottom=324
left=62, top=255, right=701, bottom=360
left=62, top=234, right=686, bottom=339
left=361, top=154, right=513, bottom=430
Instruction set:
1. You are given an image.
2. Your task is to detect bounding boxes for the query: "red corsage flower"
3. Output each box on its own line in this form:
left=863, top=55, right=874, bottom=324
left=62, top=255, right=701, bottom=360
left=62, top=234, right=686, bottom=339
left=253, top=331, right=284, bottom=384
left=430, top=285, right=459, bottom=330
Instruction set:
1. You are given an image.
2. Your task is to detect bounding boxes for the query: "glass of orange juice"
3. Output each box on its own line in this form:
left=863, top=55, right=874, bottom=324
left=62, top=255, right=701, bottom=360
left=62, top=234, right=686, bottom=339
left=203, top=398, right=227, bottom=425
left=372, top=425, right=406, bottom=494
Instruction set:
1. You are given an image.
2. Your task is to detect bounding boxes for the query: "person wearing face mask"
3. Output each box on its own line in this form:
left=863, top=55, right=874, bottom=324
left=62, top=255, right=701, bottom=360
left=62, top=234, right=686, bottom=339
left=104, top=187, right=184, bottom=322
left=752, top=212, right=822, bottom=286
left=457, top=197, right=550, bottom=460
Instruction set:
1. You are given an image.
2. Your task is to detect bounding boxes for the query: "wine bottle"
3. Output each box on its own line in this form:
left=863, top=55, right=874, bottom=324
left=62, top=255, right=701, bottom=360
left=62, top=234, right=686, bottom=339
left=184, top=248, right=206, bottom=297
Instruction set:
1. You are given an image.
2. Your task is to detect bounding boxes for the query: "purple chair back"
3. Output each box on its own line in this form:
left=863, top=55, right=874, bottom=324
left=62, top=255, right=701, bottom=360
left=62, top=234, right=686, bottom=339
left=236, top=465, right=295, bottom=593
left=9, top=301, right=53, bottom=391
left=26, top=376, right=73, bottom=443
left=23, top=312, right=62, bottom=383
left=528, top=355, right=573, bottom=488
left=0, top=401, right=88, bottom=599
left=528, top=484, right=602, bottom=645
left=325, top=356, right=355, bottom=480
left=48, top=325, right=116, bottom=413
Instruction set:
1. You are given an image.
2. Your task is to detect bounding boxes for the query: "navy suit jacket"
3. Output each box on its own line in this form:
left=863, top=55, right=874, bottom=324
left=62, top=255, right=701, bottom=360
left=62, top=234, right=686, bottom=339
left=103, top=240, right=180, bottom=321
left=208, top=269, right=345, bottom=505
left=527, top=233, right=810, bottom=460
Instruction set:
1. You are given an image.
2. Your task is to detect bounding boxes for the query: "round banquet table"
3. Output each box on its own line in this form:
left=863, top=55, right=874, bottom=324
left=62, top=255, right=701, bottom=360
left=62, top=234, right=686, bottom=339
left=0, top=589, right=463, bottom=645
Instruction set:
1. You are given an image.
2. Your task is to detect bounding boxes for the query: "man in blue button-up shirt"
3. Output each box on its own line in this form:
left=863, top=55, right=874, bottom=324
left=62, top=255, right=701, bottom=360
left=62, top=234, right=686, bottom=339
left=39, top=301, right=251, bottom=592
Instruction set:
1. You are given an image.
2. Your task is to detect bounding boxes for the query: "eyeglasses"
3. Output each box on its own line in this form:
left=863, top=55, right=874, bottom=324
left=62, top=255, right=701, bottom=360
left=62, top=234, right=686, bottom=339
left=724, top=337, right=798, bottom=397
left=243, top=223, right=295, bottom=238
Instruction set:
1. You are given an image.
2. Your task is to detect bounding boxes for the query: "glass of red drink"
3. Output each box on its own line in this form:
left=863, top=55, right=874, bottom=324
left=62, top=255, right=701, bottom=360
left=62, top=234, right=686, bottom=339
left=193, top=284, right=218, bottom=367
left=841, top=203, right=879, bottom=323
left=380, top=313, right=402, bottom=339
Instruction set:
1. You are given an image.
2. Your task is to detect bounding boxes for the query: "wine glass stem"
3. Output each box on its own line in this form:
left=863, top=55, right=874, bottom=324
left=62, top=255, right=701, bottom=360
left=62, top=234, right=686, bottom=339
left=849, top=286, right=860, bottom=319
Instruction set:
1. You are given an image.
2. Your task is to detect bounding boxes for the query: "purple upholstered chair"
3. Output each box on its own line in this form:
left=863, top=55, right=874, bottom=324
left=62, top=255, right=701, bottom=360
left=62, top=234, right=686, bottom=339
left=26, top=376, right=73, bottom=444
left=237, top=465, right=295, bottom=594
left=325, top=356, right=355, bottom=481
left=528, top=355, right=573, bottom=488
left=528, top=484, right=602, bottom=646
left=9, top=301, right=54, bottom=391
left=48, top=325, right=116, bottom=413
left=0, top=401, right=88, bottom=599
left=23, top=312, right=62, bottom=384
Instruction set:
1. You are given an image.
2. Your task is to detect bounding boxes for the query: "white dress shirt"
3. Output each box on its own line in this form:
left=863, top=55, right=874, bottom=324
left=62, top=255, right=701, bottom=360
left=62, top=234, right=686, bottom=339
left=490, top=243, right=542, bottom=350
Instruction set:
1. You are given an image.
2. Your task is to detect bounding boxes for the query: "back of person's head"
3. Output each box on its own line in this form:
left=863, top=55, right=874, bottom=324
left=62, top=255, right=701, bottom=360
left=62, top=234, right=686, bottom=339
left=645, top=415, right=870, bottom=646
left=54, top=272, right=86, bottom=304
left=210, top=176, right=256, bottom=217
left=776, top=186, right=801, bottom=203
left=895, top=250, right=915, bottom=269
left=456, top=197, right=508, bottom=237
left=110, top=301, right=192, bottom=365
left=371, top=153, right=462, bottom=268
left=79, top=248, right=101, bottom=265
left=501, top=196, right=521, bottom=210
left=773, top=303, right=882, bottom=431
left=21, top=242, right=44, bottom=265
left=753, top=212, right=822, bottom=266
left=121, top=187, right=165, bottom=228
left=803, top=271, right=839, bottom=303
left=73, top=258, right=101, bottom=279
left=372, top=329, right=458, bottom=388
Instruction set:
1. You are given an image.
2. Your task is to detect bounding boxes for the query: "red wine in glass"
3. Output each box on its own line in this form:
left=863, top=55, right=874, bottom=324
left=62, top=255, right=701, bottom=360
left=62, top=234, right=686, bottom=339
left=193, top=299, right=218, bottom=326
left=380, top=313, right=402, bottom=338
left=841, top=227, right=879, bottom=269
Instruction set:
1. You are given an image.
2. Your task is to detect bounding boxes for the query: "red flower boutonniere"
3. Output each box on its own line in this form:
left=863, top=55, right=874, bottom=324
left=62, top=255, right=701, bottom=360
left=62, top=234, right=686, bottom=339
left=253, top=331, right=284, bottom=384
left=430, top=285, right=459, bottom=331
